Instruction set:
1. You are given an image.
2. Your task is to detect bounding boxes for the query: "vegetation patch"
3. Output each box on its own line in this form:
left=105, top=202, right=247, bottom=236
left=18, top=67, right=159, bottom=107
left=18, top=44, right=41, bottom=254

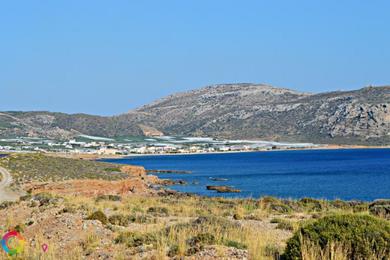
left=147, top=206, right=169, bottom=217
left=0, top=201, right=15, bottom=210
left=0, top=153, right=128, bottom=185
left=95, top=194, right=122, bottom=202
left=283, top=214, right=390, bottom=260
left=115, top=232, right=157, bottom=248
left=32, top=192, right=58, bottom=206
left=224, top=240, right=247, bottom=250
left=86, top=210, right=108, bottom=225
left=270, top=218, right=295, bottom=231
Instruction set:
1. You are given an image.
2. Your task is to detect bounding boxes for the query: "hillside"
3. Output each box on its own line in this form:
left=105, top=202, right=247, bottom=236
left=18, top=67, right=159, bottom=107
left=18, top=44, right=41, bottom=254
left=0, top=84, right=389, bottom=145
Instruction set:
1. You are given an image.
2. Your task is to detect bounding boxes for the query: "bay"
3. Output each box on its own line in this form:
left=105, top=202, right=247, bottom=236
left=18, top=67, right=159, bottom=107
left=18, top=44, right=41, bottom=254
left=103, top=149, right=390, bottom=201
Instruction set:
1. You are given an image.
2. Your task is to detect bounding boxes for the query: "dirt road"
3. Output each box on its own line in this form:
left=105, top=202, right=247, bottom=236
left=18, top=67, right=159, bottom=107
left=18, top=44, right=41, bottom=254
left=0, top=166, right=18, bottom=202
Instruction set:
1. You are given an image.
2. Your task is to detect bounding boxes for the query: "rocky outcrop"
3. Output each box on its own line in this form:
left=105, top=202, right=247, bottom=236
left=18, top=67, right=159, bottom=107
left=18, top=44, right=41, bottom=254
left=206, top=185, right=241, bottom=193
left=369, top=200, right=390, bottom=220
left=120, top=165, right=147, bottom=177
left=138, top=124, right=164, bottom=137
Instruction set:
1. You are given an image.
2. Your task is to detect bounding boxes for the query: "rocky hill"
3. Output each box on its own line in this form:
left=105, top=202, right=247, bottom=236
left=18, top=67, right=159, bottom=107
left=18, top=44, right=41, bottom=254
left=1, top=84, right=389, bottom=145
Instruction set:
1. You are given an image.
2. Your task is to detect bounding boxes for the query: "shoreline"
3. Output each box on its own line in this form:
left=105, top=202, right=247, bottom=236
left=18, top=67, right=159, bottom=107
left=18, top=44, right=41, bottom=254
left=97, top=144, right=390, bottom=159
left=38, top=144, right=390, bottom=160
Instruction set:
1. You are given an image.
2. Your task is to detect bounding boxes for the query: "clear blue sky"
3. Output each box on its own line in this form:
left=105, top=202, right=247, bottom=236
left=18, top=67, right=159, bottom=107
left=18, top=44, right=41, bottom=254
left=1, top=1, right=389, bottom=115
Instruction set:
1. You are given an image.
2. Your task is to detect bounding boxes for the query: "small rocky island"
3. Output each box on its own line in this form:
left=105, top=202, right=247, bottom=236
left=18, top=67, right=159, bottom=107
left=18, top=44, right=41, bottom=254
left=206, top=185, right=241, bottom=193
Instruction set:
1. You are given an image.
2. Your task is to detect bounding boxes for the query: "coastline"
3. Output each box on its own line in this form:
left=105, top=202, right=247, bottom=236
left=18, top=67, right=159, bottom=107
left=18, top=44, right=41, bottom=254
left=95, top=144, right=390, bottom=159
left=41, top=144, right=390, bottom=161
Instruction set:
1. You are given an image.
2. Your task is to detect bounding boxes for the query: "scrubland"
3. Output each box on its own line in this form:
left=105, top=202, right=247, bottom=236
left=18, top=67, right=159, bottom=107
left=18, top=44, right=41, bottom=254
left=0, top=153, right=389, bottom=259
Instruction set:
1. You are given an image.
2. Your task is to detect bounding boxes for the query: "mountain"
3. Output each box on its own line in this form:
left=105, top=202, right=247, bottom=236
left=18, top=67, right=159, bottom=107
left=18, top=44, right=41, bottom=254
left=1, top=84, right=389, bottom=145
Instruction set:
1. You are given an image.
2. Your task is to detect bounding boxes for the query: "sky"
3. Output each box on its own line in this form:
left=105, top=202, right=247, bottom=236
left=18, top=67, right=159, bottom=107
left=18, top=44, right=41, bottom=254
left=1, top=1, right=389, bottom=115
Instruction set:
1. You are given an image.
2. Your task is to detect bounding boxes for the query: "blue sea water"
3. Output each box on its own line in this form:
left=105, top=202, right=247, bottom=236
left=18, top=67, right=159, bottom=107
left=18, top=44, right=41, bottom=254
left=103, top=149, right=390, bottom=201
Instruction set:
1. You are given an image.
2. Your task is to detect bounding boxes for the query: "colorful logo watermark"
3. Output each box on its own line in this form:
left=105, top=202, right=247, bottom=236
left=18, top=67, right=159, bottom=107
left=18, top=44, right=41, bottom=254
left=1, top=230, right=25, bottom=256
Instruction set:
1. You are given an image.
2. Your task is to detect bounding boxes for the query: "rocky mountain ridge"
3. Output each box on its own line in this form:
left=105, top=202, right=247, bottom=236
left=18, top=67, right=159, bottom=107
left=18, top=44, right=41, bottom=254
left=1, top=84, right=389, bottom=145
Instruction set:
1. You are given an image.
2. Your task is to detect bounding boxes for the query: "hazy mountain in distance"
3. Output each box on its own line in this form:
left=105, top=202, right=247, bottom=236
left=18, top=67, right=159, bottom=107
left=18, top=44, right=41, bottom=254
left=1, top=84, right=389, bottom=145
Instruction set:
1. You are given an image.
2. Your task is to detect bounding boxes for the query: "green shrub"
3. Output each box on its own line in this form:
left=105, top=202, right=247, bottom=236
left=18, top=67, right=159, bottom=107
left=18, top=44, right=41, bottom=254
left=14, top=224, right=25, bottom=233
left=0, top=201, right=15, bottom=209
left=298, top=197, right=323, bottom=211
left=95, top=194, right=121, bottom=202
left=233, top=212, right=243, bottom=220
left=103, top=167, right=121, bottom=172
left=271, top=218, right=294, bottom=231
left=187, top=233, right=215, bottom=246
left=32, top=192, right=56, bottom=206
left=261, top=196, right=293, bottom=213
left=224, top=240, right=247, bottom=249
left=167, top=244, right=179, bottom=257
left=147, top=206, right=169, bottom=217
left=276, top=221, right=294, bottom=231
left=108, top=214, right=135, bottom=226
left=270, top=218, right=282, bottom=224
left=87, top=210, right=108, bottom=225
left=283, top=214, right=390, bottom=260
left=115, top=232, right=157, bottom=247
left=19, top=194, right=32, bottom=201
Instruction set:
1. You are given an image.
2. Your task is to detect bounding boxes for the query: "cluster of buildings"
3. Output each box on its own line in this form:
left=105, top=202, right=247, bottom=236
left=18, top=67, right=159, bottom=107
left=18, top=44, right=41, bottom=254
left=0, top=136, right=318, bottom=155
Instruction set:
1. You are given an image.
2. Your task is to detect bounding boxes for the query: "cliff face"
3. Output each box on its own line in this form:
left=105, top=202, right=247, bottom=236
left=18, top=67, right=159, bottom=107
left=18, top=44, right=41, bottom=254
left=0, top=84, right=389, bottom=145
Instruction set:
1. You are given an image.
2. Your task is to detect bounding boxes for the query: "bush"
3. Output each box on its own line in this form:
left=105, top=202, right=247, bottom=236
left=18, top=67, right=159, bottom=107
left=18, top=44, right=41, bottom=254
left=283, top=214, right=390, bottom=260
left=167, top=244, right=179, bottom=257
left=147, top=207, right=169, bottom=217
left=58, top=205, right=76, bottom=214
left=224, top=240, right=247, bottom=249
left=187, top=233, right=215, bottom=246
left=277, top=221, right=294, bottom=231
left=270, top=218, right=282, bottom=224
left=32, top=192, right=57, bottom=206
left=95, top=194, right=121, bottom=202
left=87, top=210, right=108, bottom=225
left=14, top=224, right=25, bottom=233
left=0, top=201, right=15, bottom=209
left=103, top=167, right=121, bottom=172
left=19, top=194, right=32, bottom=201
left=233, top=212, right=243, bottom=220
left=108, top=214, right=135, bottom=226
left=115, top=232, right=157, bottom=247
left=261, top=196, right=293, bottom=213
left=298, top=197, right=322, bottom=211
left=271, top=218, right=294, bottom=231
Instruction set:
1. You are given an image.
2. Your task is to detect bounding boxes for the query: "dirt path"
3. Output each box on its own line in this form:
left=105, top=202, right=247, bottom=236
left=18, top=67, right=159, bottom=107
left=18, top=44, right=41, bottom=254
left=0, top=166, right=19, bottom=202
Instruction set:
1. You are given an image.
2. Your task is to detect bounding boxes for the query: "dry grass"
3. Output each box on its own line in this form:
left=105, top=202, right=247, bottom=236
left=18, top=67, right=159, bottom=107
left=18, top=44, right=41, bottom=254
left=0, top=189, right=383, bottom=259
left=0, top=153, right=128, bottom=185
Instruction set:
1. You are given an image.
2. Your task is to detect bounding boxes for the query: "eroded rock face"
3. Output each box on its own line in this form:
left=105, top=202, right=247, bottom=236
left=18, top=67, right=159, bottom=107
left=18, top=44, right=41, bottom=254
left=325, top=103, right=389, bottom=138
left=120, top=165, right=147, bottom=177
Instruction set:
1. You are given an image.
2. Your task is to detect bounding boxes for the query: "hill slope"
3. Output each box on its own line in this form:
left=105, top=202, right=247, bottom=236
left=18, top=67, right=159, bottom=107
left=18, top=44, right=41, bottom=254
left=1, top=84, right=389, bottom=145
left=132, top=84, right=390, bottom=144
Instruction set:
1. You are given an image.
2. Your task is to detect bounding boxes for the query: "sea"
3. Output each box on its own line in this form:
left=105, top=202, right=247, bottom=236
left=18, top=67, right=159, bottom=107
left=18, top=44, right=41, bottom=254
left=102, top=149, right=390, bottom=201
